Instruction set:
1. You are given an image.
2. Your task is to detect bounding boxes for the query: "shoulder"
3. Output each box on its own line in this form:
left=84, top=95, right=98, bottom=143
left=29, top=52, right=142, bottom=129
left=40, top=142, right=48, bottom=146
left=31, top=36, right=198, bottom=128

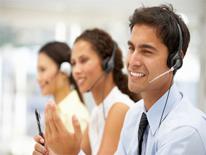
left=114, top=100, right=144, bottom=154
left=159, top=97, right=206, bottom=149
left=109, top=99, right=143, bottom=119
left=167, top=97, right=206, bottom=129
left=117, top=100, right=144, bottom=130
left=103, top=103, right=130, bottom=131
left=157, top=126, right=206, bottom=154
left=102, top=102, right=132, bottom=128
left=107, top=102, right=130, bottom=118
left=162, top=95, right=206, bottom=128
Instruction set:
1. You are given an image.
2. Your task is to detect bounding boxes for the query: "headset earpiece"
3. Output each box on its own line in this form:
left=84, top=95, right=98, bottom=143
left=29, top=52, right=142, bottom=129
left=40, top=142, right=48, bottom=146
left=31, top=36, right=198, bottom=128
left=168, top=52, right=183, bottom=70
left=167, top=49, right=183, bottom=71
left=167, top=23, right=183, bottom=71
left=102, top=43, right=116, bottom=73
left=60, top=62, right=71, bottom=76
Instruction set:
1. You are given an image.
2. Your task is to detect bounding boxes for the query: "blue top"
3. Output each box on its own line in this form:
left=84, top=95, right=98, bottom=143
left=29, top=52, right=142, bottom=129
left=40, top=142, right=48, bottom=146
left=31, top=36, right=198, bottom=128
left=115, top=84, right=206, bottom=155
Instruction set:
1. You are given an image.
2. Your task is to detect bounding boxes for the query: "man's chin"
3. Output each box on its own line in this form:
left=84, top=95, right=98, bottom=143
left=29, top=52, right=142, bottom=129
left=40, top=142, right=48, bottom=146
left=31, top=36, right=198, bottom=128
left=128, top=85, right=141, bottom=94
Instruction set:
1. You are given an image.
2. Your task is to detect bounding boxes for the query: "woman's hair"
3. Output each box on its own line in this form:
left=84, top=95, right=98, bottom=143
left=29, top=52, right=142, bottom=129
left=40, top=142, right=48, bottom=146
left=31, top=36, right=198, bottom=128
left=74, top=28, right=140, bottom=101
left=39, top=41, right=84, bottom=103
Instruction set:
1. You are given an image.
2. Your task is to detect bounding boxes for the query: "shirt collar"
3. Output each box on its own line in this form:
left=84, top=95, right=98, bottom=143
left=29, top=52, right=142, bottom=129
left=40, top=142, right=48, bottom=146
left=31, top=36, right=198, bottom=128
left=146, top=84, right=182, bottom=135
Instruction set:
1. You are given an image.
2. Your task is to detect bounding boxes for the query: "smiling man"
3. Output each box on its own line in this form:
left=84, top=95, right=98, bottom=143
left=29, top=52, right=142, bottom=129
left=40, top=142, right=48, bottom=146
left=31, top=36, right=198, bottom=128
left=115, top=4, right=206, bottom=155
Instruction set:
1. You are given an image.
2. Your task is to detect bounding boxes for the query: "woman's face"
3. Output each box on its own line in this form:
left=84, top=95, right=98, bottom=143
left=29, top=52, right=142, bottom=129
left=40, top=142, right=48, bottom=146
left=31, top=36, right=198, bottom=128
left=71, top=40, right=104, bottom=93
left=37, top=53, right=58, bottom=96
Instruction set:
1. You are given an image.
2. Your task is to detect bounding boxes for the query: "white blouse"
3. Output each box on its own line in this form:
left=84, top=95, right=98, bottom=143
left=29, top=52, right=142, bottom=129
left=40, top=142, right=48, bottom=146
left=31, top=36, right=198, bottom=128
left=57, top=90, right=89, bottom=133
left=88, top=86, right=134, bottom=155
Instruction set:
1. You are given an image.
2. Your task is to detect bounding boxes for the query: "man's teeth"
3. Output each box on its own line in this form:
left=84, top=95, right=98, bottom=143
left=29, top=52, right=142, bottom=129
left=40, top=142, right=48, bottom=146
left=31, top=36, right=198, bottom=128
left=130, top=72, right=145, bottom=77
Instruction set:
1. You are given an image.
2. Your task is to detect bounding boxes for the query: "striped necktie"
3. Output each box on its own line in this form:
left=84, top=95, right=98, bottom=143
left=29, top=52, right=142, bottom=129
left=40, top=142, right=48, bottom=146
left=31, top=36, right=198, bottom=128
left=138, top=112, right=148, bottom=155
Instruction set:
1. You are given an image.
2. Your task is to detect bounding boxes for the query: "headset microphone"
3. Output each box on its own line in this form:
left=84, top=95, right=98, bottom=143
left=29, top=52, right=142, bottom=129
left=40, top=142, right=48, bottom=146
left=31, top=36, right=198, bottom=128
left=146, top=44, right=183, bottom=84
left=86, top=43, right=116, bottom=92
left=149, top=67, right=174, bottom=84
left=86, top=72, right=105, bottom=92
left=149, top=22, right=183, bottom=84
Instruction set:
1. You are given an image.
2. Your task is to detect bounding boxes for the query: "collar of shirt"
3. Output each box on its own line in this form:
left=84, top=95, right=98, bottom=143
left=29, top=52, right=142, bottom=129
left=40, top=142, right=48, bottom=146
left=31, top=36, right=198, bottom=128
left=145, top=84, right=183, bottom=136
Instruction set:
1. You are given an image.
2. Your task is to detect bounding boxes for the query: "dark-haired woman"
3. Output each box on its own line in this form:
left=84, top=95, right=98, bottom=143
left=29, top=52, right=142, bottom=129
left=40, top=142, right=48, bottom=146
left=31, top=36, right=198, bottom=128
left=33, top=41, right=89, bottom=154
left=33, top=30, right=140, bottom=155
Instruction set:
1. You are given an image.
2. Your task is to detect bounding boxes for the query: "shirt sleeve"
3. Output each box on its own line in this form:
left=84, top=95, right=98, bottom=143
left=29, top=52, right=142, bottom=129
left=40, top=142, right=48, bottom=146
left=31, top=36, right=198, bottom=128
left=157, top=127, right=206, bottom=155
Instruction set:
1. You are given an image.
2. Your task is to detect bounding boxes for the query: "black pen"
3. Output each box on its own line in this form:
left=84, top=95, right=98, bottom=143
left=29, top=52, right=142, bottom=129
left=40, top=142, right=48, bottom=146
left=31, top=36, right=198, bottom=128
left=35, top=108, right=44, bottom=146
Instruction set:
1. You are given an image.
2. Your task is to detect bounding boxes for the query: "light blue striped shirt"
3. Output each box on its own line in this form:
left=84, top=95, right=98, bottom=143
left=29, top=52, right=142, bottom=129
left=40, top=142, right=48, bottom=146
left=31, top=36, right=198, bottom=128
left=115, top=84, right=206, bottom=155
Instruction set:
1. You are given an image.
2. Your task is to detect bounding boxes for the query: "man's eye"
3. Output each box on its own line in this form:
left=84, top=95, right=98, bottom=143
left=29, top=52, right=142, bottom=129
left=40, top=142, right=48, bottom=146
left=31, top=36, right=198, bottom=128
left=128, top=46, right=134, bottom=53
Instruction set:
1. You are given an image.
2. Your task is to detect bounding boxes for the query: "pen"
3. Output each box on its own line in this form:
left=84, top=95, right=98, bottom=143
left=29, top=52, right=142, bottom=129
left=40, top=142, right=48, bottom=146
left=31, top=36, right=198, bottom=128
left=35, top=108, right=44, bottom=145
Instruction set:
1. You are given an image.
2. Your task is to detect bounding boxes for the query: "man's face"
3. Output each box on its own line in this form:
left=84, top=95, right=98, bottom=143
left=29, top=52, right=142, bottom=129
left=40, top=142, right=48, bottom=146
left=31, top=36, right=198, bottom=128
left=127, top=24, right=172, bottom=95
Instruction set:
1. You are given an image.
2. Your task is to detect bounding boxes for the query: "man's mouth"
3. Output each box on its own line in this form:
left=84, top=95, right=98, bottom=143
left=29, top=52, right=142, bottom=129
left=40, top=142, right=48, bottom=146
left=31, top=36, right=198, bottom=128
left=130, top=71, right=145, bottom=78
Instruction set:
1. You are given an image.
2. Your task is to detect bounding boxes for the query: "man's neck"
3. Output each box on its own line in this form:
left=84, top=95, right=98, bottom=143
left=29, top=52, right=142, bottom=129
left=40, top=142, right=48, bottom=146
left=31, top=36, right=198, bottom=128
left=142, top=82, right=173, bottom=111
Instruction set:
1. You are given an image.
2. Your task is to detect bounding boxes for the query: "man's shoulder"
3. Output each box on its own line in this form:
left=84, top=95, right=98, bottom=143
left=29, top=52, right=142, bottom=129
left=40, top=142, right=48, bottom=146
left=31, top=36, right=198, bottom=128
left=176, top=97, right=205, bottom=125
left=159, top=97, right=206, bottom=145
left=163, top=96, right=206, bottom=127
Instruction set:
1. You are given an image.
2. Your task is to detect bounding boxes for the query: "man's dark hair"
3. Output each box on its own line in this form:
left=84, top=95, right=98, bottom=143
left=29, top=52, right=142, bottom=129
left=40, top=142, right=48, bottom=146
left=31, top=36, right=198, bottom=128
left=129, top=4, right=190, bottom=58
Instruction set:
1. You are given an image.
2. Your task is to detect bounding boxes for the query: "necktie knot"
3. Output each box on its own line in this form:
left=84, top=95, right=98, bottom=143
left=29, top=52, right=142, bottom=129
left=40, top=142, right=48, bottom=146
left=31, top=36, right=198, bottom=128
left=138, top=112, right=148, bottom=155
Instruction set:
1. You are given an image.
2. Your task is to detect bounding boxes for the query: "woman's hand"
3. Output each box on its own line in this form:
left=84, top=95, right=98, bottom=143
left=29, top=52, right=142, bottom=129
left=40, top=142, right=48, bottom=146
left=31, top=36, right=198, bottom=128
left=44, top=102, right=82, bottom=155
left=32, top=135, right=48, bottom=155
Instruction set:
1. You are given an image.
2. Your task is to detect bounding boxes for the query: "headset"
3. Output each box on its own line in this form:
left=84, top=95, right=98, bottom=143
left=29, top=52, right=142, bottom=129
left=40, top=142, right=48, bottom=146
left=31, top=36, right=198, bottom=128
left=149, top=22, right=184, bottom=84
left=157, top=20, right=184, bottom=131
left=102, top=43, right=116, bottom=73
left=45, top=61, right=71, bottom=85
left=97, top=43, right=117, bottom=120
left=60, top=61, right=71, bottom=76
left=167, top=22, right=183, bottom=72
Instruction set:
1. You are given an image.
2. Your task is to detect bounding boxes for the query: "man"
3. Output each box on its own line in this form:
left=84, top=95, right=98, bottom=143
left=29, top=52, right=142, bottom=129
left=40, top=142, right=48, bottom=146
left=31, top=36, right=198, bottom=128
left=115, top=4, right=206, bottom=155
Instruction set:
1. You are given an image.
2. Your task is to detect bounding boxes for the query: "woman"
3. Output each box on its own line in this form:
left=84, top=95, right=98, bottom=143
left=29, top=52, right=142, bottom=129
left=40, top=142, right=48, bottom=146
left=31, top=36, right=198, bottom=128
left=35, top=41, right=89, bottom=144
left=33, top=29, right=140, bottom=155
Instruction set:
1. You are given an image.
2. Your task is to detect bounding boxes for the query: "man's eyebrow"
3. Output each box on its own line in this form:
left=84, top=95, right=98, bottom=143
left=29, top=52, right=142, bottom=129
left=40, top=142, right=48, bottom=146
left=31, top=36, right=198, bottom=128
left=128, top=41, right=157, bottom=52
left=138, top=44, right=157, bottom=51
